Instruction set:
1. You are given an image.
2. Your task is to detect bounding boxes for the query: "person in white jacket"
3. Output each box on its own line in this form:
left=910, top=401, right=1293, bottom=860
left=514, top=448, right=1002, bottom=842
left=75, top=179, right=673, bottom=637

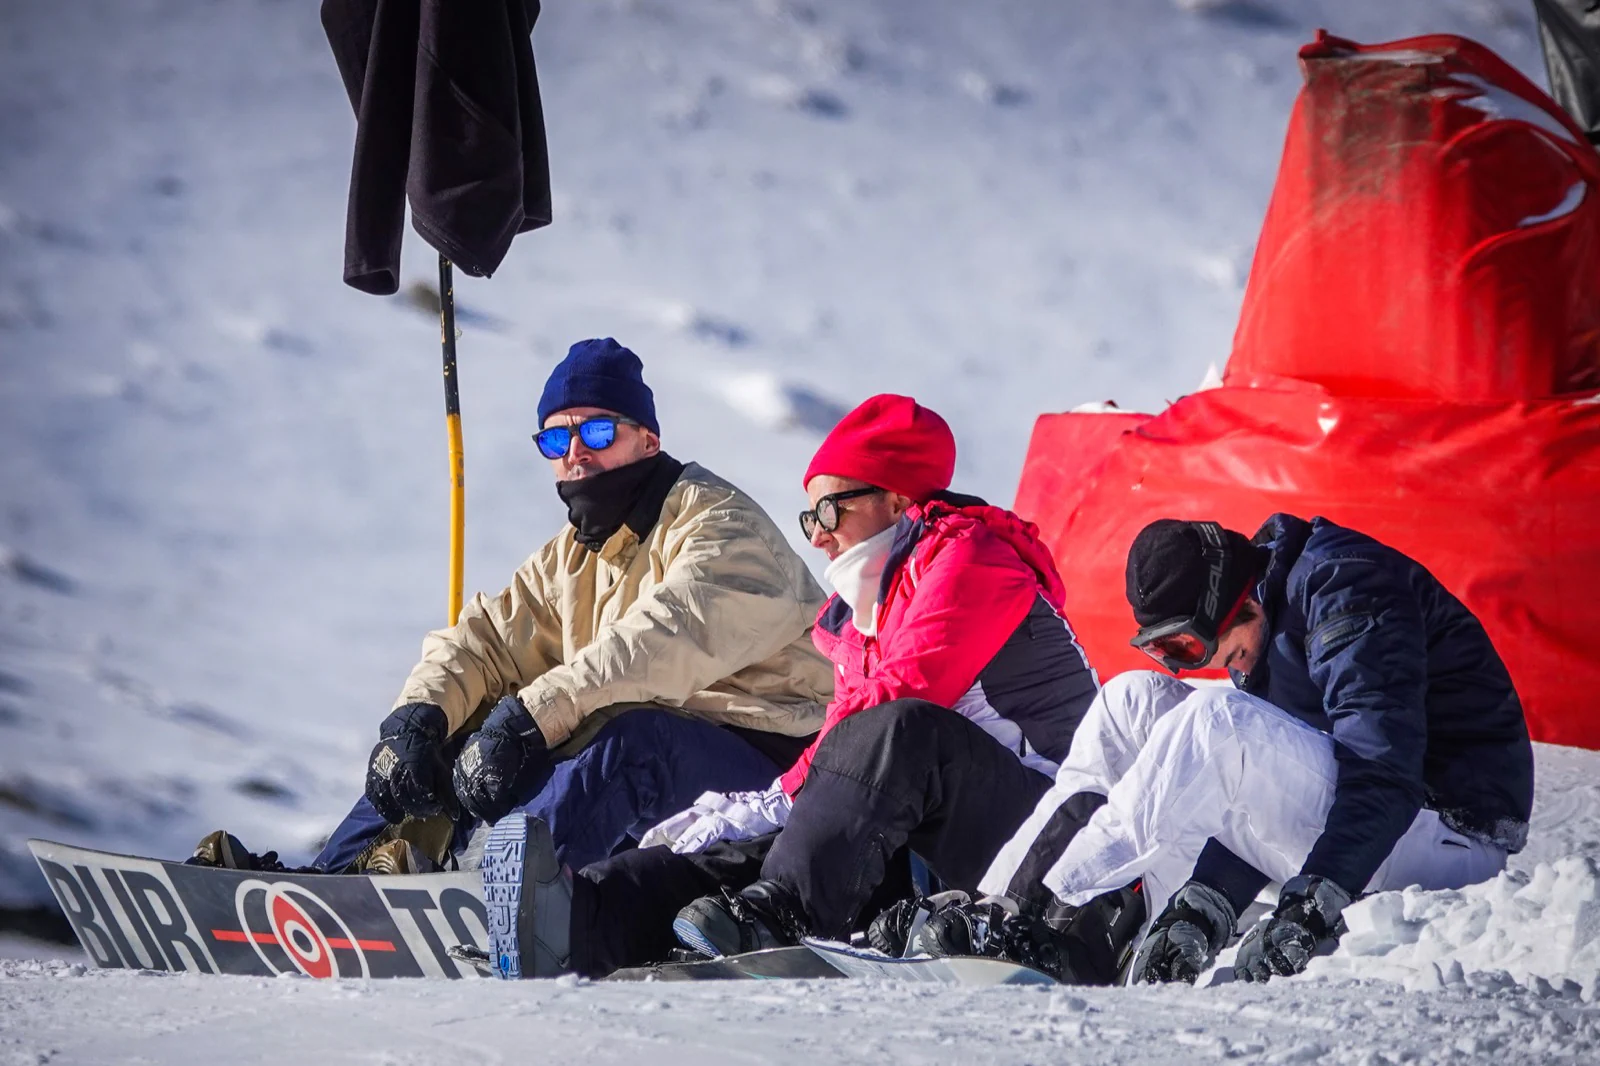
left=902, top=515, right=1530, bottom=986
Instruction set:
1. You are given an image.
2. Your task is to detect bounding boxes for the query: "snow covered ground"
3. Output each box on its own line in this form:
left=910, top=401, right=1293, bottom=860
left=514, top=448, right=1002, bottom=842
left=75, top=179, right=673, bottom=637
left=3, top=954, right=1597, bottom=1066
left=1, top=744, right=1597, bottom=1066
left=3, top=0, right=1598, bottom=1061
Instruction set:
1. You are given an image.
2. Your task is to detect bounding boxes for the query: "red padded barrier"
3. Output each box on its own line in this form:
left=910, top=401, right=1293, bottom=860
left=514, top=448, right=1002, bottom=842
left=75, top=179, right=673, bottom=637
left=1016, top=32, right=1600, bottom=749
left=1229, top=31, right=1600, bottom=400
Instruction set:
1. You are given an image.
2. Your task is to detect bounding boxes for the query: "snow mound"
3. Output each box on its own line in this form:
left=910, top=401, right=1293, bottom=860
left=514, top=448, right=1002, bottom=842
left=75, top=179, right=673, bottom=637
left=1309, top=856, right=1600, bottom=998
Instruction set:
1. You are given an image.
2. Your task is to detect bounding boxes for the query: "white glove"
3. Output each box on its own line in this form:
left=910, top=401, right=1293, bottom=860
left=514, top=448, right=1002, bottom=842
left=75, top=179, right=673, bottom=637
left=638, top=778, right=792, bottom=854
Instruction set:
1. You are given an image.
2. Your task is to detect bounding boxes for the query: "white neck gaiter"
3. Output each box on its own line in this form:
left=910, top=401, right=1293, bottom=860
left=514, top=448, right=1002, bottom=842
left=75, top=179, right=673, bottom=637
left=824, top=525, right=898, bottom=637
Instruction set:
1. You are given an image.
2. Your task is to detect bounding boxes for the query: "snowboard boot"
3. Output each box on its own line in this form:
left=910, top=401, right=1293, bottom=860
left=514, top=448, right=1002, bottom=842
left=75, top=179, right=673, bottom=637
left=673, top=879, right=807, bottom=959
left=867, top=890, right=973, bottom=957
left=481, top=813, right=573, bottom=979
left=999, top=881, right=1147, bottom=985
left=912, top=894, right=1017, bottom=959
left=361, top=838, right=439, bottom=876
left=187, top=830, right=292, bottom=872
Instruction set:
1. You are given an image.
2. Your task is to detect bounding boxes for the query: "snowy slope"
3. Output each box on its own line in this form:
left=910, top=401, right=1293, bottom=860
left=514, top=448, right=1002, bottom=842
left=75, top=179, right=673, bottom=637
left=3, top=0, right=1599, bottom=1060
left=0, top=0, right=1556, bottom=909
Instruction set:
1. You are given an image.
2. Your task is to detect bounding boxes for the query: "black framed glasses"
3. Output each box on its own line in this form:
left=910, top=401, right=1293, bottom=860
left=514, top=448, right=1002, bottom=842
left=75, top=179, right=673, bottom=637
left=534, top=416, right=641, bottom=460
left=799, top=487, right=883, bottom=539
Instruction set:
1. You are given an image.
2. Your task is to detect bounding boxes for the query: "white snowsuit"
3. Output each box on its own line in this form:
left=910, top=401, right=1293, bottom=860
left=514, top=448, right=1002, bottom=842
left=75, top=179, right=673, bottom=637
left=978, top=672, right=1508, bottom=922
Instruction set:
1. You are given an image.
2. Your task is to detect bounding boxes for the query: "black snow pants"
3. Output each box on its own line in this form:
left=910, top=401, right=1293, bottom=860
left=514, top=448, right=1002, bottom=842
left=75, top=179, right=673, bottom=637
left=569, top=699, right=1051, bottom=976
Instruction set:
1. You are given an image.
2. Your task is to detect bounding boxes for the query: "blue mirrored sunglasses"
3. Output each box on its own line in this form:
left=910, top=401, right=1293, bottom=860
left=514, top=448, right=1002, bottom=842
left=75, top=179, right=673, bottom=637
left=534, top=416, right=641, bottom=459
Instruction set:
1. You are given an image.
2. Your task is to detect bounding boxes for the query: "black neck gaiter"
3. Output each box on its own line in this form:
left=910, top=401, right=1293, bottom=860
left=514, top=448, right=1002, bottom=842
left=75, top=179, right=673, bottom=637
left=556, top=452, right=684, bottom=552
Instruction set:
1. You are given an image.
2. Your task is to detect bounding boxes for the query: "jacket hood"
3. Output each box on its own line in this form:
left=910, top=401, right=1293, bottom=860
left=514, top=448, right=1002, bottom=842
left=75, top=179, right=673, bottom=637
left=916, top=494, right=1067, bottom=612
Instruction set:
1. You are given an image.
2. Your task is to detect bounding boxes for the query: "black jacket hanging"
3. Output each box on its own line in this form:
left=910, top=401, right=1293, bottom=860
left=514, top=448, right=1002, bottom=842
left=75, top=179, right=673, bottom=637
left=322, top=0, right=553, bottom=295
left=1534, top=0, right=1600, bottom=143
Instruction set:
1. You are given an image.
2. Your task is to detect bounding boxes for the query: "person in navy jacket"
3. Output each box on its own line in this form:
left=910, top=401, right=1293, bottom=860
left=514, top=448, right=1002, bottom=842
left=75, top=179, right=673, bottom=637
left=966, top=513, right=1532, bottom=984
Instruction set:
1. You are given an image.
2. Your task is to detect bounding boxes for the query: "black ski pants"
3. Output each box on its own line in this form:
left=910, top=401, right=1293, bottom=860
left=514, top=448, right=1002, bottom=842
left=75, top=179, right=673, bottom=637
left=569, top=699, right=1051, bottom=976
left=764, top=697, right=1052, bottom=936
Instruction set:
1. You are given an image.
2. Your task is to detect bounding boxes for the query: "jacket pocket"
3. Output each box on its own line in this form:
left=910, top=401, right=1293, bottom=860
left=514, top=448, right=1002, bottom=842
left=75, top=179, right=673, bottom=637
left=1308, top=611, right=1375, bottom=664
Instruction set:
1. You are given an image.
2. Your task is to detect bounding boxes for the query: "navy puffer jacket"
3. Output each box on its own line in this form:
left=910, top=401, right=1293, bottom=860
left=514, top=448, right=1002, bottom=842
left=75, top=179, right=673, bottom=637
left=1238, top=514, right=1533, bottom=894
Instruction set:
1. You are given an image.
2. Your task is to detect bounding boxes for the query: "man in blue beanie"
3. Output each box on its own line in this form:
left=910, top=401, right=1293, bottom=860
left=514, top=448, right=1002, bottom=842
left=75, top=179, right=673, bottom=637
left=192, top=339, right=833, bottom=876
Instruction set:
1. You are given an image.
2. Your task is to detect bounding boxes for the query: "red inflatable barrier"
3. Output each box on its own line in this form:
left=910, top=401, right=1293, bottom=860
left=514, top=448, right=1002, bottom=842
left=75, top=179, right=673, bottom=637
left=1016, top=31, right=1600, bottom=749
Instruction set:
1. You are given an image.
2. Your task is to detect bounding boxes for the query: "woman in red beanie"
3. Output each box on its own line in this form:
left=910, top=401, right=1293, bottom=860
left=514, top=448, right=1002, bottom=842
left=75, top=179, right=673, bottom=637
left=477, top=393, right=1107, bottom=978
left=659, top=392, right=1105, bottom=958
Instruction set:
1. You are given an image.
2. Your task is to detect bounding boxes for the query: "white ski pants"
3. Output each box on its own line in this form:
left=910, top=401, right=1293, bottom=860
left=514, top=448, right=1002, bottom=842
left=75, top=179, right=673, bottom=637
left=979, top=672, right=1507, bottom=920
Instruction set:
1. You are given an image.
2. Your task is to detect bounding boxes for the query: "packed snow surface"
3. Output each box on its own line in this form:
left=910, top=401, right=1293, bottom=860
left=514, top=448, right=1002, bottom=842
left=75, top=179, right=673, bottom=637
left=3, top=0, right=1598, bottom=1061
left=2, top=956, right=1598, bottom=1066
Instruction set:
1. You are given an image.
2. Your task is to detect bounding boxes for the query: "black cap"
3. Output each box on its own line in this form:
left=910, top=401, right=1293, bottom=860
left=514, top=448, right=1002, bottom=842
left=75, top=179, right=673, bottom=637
left=1125, top=520, right=1259, bottom=631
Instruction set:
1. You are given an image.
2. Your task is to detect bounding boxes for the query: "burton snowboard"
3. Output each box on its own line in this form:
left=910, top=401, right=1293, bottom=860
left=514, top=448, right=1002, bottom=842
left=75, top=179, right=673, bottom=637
left=28, top=838, right=490, bottom=979
left=31, top=839, right=1056, bottom=986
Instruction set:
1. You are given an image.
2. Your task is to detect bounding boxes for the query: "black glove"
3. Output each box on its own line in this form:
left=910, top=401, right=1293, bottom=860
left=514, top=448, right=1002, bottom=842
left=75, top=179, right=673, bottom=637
left=451, top=695, right=553, bottom=824
left=365, top=702, right=454, bottom=824
left=1130, top=881, right=1238, bottom=984
left=1235, top=874, right=1353, bottom=982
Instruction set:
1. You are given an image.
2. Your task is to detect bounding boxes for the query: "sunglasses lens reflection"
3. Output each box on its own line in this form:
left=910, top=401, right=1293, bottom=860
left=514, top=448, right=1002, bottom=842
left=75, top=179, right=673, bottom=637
left=535, top=428, right=571, bottom=459
left=577, top=419, right=617, bottom=450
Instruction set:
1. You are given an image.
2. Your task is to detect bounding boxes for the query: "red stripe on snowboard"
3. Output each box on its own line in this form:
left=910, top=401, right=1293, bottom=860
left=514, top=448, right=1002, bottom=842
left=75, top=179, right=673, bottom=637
left=210, top=928, right=396, bottom=951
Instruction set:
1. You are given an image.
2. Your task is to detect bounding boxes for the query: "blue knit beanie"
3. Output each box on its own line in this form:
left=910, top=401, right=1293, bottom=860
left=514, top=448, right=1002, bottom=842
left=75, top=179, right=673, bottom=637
left=538, top=338, right=659, bottom=433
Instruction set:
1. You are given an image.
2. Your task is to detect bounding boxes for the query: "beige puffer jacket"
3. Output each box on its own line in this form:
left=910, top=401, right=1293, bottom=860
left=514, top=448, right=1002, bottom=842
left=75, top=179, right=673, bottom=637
left=395, top=462, right=832, bottom=749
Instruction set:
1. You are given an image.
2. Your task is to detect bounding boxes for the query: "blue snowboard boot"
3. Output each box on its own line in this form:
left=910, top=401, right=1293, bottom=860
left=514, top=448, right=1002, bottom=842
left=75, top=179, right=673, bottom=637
left=481, top=813, right=573, bottom=979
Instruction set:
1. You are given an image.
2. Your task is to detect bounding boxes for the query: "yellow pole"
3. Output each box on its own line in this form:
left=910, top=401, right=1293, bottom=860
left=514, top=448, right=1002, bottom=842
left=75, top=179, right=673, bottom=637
left=446, top=410, right=465, bottom=626
left=439, top=255, right=464, bottom=626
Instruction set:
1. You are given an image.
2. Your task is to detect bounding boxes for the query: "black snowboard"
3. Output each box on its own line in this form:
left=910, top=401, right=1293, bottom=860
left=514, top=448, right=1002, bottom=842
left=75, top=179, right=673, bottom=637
left=31, top=838, right=1056, bottom=986
left=28, top=838, right=490, bottom=979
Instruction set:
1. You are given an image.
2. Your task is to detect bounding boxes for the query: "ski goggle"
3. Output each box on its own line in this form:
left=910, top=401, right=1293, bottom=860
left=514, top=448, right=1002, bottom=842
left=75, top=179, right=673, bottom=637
left=534, top=416, right=640, bottom=460
left=799, top=487, right=883, bottom=539
left=1127, top=521, right=1250, bottom=673
left=1128, top=585, right=1252, bottom=673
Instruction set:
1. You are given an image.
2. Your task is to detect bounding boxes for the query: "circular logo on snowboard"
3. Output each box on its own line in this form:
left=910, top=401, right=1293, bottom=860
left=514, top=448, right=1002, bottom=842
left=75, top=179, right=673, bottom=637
left=232, top=880, right=371, bottom=979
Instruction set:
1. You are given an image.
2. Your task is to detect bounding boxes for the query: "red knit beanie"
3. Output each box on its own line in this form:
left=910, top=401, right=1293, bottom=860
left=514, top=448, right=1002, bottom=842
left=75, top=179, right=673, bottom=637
left=803, top=394, right=956, bottom=503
